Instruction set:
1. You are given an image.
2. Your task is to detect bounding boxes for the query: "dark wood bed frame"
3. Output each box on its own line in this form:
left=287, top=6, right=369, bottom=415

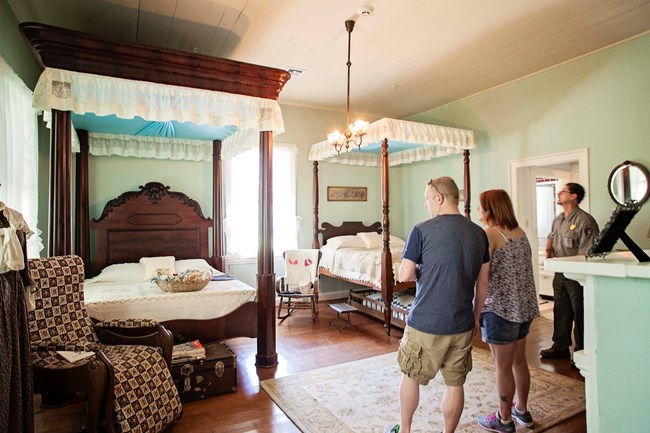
left=89, top=182, right=257, bottom=344
left=311, top=139, right=472, bottom=334
left=21, top=22, right=290, bottom=367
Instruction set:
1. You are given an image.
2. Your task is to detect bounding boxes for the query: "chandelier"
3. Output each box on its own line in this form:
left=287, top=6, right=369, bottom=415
left=327, top=19, right=369, bottom=154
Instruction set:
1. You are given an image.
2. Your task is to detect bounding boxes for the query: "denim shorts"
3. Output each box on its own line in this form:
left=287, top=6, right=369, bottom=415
left=480, top=312, right=531, bottom=345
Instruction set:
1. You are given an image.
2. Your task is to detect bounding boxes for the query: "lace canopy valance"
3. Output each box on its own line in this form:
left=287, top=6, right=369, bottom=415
left=308, top=117, right=475, bottom=166
left=34, top=68, right=285, bottom=160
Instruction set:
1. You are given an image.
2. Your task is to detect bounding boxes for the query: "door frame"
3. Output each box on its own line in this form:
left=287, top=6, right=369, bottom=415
left=508, top=148, right=589, bottom=297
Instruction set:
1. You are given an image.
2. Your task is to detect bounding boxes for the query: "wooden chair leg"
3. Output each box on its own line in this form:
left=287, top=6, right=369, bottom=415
left=277, top=296, right=284, bottom=318
left=85, top=392, right=102, bottom=433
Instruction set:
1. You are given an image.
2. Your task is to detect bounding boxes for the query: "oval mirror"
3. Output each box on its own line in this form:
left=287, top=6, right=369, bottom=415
left=607, top=160, right=650, bottom=205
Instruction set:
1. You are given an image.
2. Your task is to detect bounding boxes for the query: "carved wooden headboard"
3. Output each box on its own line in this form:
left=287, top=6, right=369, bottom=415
left=90, top=182, right=213, bottom=275
left=319, top=221, right=381, bottom=245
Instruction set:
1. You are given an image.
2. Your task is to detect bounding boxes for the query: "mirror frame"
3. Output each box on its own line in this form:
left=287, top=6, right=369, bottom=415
left=607, top=160, right=650, bottom=205
left=586, top=201, right=649, bottom=262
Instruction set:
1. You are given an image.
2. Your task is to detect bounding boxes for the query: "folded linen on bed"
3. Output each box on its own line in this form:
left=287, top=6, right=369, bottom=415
left=84, top=279, right=256, bottom=322
left=211, top=274, right=236, bottom=281
left=319, top=245, right=405, bottom=288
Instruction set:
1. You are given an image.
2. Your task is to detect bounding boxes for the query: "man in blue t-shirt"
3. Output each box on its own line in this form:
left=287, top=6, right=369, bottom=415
left=384, top=176, right=490, bottom=433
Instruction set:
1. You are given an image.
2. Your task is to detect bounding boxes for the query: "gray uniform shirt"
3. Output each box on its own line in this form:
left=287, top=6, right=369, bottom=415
left=548, top=207, right=599, bottom=257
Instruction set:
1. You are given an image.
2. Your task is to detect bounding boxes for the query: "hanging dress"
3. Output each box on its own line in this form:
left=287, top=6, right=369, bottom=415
left=0, top=201, right=35, bottom=433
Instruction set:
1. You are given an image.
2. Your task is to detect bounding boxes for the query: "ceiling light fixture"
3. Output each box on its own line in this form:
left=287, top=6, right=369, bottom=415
left=327, top=18, right=369, bottom=154
left=287, top=67, right=305, bottom=78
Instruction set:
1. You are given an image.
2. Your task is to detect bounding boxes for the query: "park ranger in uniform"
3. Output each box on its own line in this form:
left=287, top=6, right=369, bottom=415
left=540, top=182, right=599, bottom=363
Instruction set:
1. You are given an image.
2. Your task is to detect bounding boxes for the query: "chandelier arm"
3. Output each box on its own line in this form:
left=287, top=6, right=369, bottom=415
left=329, top=19, right=366, bottom=154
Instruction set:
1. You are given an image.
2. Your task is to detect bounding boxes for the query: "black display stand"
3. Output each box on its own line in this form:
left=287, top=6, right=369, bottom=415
left=586, top=201, right=650, bottom=262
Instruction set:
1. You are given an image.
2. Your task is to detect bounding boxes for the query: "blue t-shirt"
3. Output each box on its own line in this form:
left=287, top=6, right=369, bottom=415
left=402, top=214, right=489, bottom=335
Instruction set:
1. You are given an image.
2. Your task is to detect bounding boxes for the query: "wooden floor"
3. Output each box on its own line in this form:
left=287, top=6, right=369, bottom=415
left=35, top=301, right=585, bottom=433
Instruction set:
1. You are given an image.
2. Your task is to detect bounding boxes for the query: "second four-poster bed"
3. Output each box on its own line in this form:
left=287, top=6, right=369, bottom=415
left=309, top=117, right=475, bottom=334
left=20, top=22, right=290, bottom=367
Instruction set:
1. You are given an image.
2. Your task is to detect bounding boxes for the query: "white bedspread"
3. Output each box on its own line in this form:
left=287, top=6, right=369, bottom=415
left=319, top=246, right=405, bottom=288
left=84, top=279, right=257, bottom=322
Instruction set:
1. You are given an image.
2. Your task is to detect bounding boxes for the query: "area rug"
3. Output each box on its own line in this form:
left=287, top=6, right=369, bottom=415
left=261, top=348, right=584, bottom=433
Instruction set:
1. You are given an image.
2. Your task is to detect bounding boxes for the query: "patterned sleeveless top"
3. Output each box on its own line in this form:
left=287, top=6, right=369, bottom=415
left=483, top=229, right=540, bottom=323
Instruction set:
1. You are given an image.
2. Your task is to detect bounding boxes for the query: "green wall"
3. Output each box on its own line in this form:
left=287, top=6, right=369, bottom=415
left=406, top=32, right=650, bottom=249
left=0, top=0, right=40, bottom=89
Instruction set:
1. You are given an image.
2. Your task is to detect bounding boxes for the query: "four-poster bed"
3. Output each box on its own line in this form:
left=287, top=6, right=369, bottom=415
left=84, top=181, right=258, bottom=344
left=309, top=117, right=475, bottom=334
left=20, top=22, right=290, bottom=367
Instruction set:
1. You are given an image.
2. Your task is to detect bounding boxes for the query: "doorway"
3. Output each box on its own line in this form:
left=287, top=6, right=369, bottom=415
left=508, top=149, right=590, bottom=300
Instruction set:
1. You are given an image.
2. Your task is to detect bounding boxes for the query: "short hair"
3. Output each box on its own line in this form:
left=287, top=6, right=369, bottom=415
left=479, top=189, right=519, bottom=230
left=428, top=176, right=459, bottom=204
left=566, top=182, right=585, bottom=204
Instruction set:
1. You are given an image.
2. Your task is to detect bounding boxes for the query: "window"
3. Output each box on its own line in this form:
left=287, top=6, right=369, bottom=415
left=0, top=56, right=44, bottom=257
left=224, top=143, right=298, bottom=259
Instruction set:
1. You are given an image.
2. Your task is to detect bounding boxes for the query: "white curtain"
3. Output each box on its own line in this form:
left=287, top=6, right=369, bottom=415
left=224, top=143, right=299, bottom=259
left=0, top=56, right=44, bottom=257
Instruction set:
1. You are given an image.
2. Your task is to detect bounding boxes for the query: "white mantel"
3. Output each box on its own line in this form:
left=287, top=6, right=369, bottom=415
left=545, top=251, right=650, bottom=433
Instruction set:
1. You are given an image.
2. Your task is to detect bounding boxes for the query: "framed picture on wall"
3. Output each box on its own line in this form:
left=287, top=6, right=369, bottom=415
left=327, top=186, right=367, bottom=202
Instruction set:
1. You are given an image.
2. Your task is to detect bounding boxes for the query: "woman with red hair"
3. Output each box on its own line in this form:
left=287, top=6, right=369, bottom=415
left=476, top=189, right=540, bottom=433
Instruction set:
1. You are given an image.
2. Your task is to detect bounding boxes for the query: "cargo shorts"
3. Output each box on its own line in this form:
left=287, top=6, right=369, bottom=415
left=397, top=325, right=474, bottom=386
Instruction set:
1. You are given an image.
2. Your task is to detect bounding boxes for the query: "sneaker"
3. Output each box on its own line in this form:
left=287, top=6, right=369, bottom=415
left=511, top=405, right=534, bottom=427
left=476, top=411, right=515, bottom=433
left=540, top=346, right=570, bottom=359
left=384, top=424, right=400, bottom=433
left=477, top=411, right=515, bottom=433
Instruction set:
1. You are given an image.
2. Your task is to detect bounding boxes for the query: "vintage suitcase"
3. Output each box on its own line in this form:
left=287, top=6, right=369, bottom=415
left=171, top=342, right=237, bottom=402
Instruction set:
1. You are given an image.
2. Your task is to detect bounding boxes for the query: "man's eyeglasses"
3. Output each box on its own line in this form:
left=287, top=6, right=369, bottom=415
left=558, top=190, right=572, bottom=195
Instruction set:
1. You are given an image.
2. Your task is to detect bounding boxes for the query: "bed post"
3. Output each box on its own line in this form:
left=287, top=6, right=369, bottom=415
left=256, top=131, right=277, bottom=368
left=312, top=161, right=320, bottom=249
left=380, top=138, right=393, bottom=335
left=50, top=109, right=73, bottom=256
left=212, top=140, right=225, bottom=271
left=463, top=149, right=471, bottom=220
left=75, top=129, right=90, bottom=273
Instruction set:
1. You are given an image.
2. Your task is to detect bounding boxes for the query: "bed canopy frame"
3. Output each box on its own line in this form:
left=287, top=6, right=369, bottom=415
left=309, top=117, right=475, bottom=333
left=20, top=22, right=290, bottom=368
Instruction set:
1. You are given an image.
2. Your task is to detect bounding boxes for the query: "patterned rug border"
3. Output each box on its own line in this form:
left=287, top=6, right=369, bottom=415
left=261, top=348, right=584, bottom=433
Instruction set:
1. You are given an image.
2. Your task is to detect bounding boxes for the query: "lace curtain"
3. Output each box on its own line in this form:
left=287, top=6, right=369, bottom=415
left=0, top=56, right=44, bottom=257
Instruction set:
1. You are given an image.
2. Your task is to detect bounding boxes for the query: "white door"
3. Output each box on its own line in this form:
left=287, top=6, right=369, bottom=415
left=530, top=166, right=572, bottom=297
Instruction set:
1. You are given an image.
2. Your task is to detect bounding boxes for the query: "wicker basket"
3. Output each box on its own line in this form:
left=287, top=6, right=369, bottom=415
left=155, top=278, right=210, bottom=293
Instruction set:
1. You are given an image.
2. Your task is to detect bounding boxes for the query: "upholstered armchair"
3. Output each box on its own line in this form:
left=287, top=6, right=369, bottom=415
left=28, top=255, right=182, bottom=433
left=275, top=249, right=322, bottom=322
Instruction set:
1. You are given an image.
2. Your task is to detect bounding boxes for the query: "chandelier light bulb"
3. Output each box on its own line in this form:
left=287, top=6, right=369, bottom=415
left=327, top=130, right=345, bottom=146
left=349, top=119, right=369, bottom=136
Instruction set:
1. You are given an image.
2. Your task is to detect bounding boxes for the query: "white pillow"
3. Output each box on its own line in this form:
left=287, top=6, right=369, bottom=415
left=87, top=263, right=143, bottom=283
left=139, top=256, right=177, bottom=281
left=357, top=232, right=383, bottom=249
left=175, top=259, right=223, bottom=276
left=323, top=235, right=365, bottom=250
left=354, top=233, right=406, bottom=249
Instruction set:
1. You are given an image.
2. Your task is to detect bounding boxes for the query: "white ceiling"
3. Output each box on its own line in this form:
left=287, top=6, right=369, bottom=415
left=8, top=0, right=650, bottom=119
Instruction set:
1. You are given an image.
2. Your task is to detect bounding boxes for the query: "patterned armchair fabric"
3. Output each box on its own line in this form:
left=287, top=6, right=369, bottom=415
left=28, top=255, right=182, bottom=433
